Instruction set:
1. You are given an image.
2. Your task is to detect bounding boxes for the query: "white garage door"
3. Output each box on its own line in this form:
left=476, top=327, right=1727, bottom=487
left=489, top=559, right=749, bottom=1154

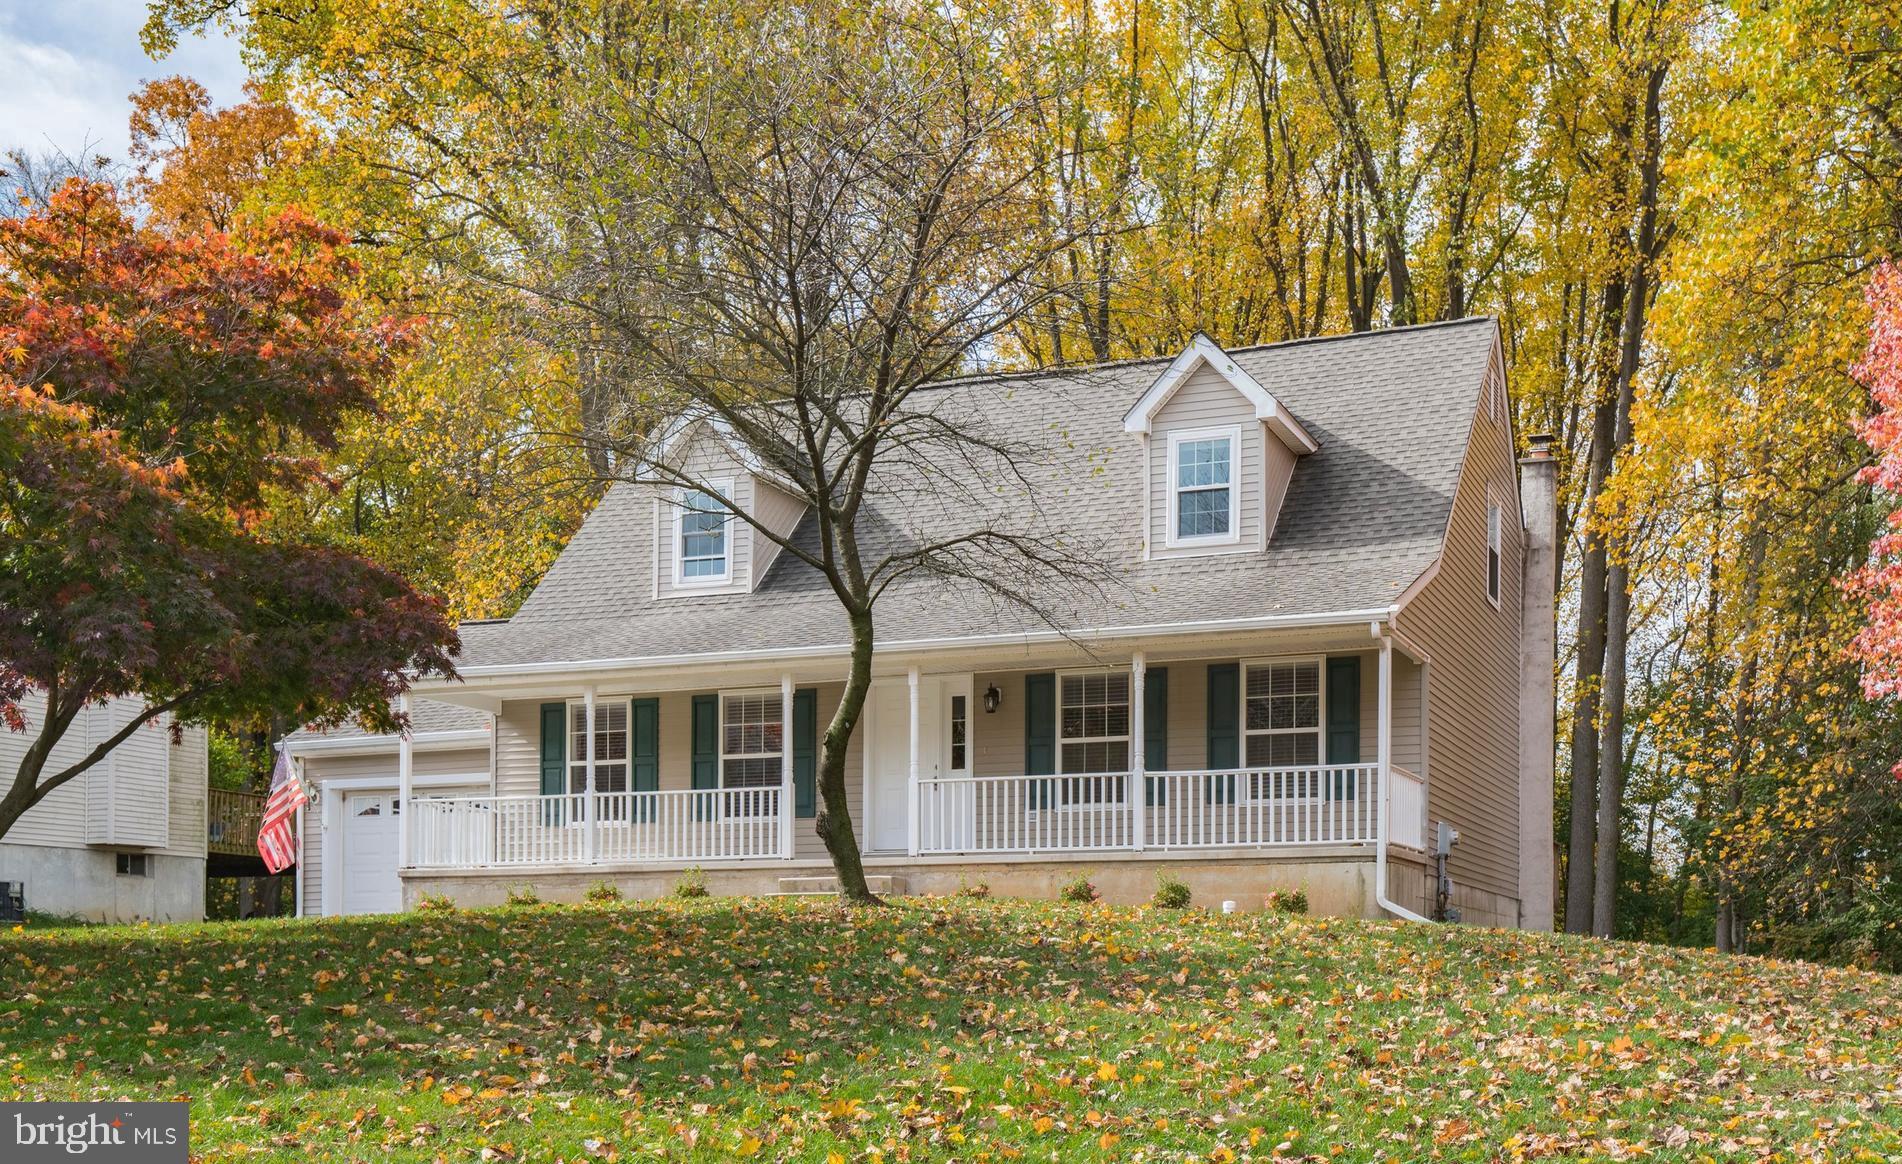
left=340, top=791, right=403, bottom=915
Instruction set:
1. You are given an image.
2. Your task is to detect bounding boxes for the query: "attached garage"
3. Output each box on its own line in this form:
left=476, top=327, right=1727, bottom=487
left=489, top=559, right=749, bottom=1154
left=283, top=701, right=494, bottom=917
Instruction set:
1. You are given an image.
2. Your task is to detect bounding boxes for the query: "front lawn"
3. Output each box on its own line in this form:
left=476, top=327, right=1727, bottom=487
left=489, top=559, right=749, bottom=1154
left=5, top=897, right=1900, bottom=1161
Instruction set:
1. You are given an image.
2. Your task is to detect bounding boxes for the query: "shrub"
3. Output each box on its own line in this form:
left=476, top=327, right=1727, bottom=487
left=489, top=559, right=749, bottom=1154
left=955, top=877, right=991, bottom=899
left=1264, top=886, right=1309, bottom=915
left=1059, top=872, right=1098, bottom=904
left=505, top=884, right=541, bottom=907
left=672, top=867, right=709, bottom=899
left=416, top=892, right=457, bottom=913
left=584, top=881, right=623, bottom=904
left=1151, top=871, right=1192, bottom=909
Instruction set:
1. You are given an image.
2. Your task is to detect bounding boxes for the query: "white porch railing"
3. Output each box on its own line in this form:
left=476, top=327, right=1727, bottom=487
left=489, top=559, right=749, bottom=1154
left=918, top=764, right=1383, bottom=856
left=408, top=787, right=783, bottom=869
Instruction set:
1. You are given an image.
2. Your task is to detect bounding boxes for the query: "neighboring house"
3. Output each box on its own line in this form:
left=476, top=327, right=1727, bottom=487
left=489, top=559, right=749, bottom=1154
left=283, top=699, right=493, bottom=916
left=292, top=319, right=1559, bottom=927
left=0, top=693, right=208, bottom=923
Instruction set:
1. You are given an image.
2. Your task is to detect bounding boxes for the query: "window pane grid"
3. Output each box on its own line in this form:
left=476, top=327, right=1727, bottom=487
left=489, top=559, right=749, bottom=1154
left=1057, top=672, right=1130, bottom=791
left=569, top=702, right=630, bottom=795
left=722, top=693, right=783, bottom=790
left=680, top=489, right=728, bottom=579
left=1242, top=661, right=1323, bottom=797
left=1173, top=436, right=1234, bottom=540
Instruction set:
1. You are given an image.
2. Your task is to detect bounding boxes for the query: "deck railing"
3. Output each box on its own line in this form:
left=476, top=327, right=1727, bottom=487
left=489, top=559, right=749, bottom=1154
left=408, top=787, right=783, bottom=869
left=918, top=764, right=1384, bottom=856
left=207, top=788, right=266, bottom=857
left=406, top=764, right=1407, bottom=870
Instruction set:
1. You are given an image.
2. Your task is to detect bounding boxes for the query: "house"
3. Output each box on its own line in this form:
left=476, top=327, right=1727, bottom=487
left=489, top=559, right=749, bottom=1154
left=0, top=693, right=209, bottom=923
left=291, top=318, right=1558, bottom=927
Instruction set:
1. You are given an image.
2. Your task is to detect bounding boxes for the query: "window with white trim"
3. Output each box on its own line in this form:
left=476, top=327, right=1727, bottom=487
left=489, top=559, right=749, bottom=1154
left=1058, top=671, right=1129, bottom=804
left=1486, top=499, right=1503, bottom=606
left=1243, top=659, right=1322, bottom=797
left=722, top=691, right=782, bottom=815
left=569, top=701, right=629, bottom=798
left=676, top=485, right=731, bottom=584
left=1167, top=428, right=1240, bottom=545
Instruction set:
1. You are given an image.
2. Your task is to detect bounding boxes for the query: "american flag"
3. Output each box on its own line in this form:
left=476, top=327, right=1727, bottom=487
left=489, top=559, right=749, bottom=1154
left=257, top=745, right=305, bottom=874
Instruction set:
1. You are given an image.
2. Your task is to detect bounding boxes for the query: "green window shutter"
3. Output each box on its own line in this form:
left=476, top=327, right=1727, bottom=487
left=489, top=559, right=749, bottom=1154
left=793, top=688, right=818, bottom=819
left=1326, top=656, right=1362, bottom=798
left=1144, top=667, right=1168, bottom=805
left=1206, top=663, right=1239, bottom=803
left=691, top=694, right=720, bottom=789
left=540, top=701, right=568, bottom=825
left=631, top=698, right=659, bottom=821
left=1024, top=673, right=1056, bottom=809
left=691, top=694, right=719, bottom=820
left=539, top=702, right=567, bottom=795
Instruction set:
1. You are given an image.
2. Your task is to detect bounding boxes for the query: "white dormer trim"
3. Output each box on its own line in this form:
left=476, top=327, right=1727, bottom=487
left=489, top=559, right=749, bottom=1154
left=1122, top=333, right=1319, bottom=456
left=642, top=414, right=802, bottom=496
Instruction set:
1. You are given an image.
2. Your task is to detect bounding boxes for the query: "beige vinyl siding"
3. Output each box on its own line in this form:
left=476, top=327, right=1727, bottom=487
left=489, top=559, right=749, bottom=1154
left=1148, top=364, right=1265, bottom=557
left=1393, top=361, right=1524, bottom=906
left=750, top=478, right=809, bottom=587
left=3, top=693, right=204, bottom=858
left=1260, top=437, right=1298, bottom=545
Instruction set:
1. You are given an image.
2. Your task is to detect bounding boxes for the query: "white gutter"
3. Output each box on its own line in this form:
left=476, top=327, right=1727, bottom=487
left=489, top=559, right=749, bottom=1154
left=427, top=605, right=1399, bottom=687
left=1373, top=622, right=1431, bottom=924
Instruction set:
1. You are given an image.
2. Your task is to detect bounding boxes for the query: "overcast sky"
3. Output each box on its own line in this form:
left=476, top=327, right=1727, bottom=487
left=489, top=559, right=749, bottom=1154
left=0, top=1, right=247, bottom=167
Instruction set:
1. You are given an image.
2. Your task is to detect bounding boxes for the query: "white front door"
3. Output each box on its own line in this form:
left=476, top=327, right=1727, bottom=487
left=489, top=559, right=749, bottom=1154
left=339, top=791, right=403, bottom=915
left=866, top=675, right=970, bottom=852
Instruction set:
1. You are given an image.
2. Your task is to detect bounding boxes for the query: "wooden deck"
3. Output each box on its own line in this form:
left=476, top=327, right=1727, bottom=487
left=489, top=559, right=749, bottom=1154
left=207, top=788, right=270, bottom=876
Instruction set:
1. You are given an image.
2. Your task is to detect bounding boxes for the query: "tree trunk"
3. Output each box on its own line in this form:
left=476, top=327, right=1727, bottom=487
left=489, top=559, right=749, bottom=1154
left=1591, top=556, right=1631, bottom=937
left=1564, top=395, right=1617, bottom=932
left=1591, top=56, right=1666, bottom=942
left=814, top=606, right=880, bottom=904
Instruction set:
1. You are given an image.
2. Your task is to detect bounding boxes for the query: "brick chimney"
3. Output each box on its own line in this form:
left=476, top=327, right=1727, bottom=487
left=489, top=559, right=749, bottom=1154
left=1516, top=434, right=1558, bottom=931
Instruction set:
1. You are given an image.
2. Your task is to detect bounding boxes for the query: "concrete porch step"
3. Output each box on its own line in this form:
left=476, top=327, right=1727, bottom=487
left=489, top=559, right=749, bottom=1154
left=768, top=874, right=908, bottom=897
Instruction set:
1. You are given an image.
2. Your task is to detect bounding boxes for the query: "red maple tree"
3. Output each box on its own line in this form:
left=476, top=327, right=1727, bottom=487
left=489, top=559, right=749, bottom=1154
left=0, top=181, right=456, bottom=840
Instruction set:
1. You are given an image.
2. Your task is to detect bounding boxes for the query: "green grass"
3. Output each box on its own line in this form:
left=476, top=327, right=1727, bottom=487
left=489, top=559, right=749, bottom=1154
left=5, top=898, right=1901, bottom=1162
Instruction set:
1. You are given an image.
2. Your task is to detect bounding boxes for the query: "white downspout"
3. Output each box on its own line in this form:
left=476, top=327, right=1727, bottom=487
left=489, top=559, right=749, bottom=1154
left=396, top=692, right=413, bottom=873
left=1374, top=625, right=1431, bottom=923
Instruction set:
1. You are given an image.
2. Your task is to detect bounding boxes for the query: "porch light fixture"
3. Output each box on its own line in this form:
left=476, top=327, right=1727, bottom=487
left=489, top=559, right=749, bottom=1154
left=983, top=683, right=1002, bottom=714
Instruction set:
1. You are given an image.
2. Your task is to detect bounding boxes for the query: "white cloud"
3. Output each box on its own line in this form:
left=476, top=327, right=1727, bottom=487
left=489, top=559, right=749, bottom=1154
left=0, top=0, right=248, bottom=165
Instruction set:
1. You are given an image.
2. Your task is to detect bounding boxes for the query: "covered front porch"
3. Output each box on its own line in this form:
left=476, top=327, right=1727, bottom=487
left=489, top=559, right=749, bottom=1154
left=399, top=625, right=1429, bottom=878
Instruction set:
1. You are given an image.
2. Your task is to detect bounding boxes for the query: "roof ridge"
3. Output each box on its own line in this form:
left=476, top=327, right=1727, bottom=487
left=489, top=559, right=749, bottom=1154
left=920, top=316, right=1498, bottom=392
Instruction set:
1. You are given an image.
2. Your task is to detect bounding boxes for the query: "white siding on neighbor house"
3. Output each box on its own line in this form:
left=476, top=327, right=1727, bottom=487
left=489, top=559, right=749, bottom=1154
left=1393, top=358, right=1524, bottom=910
left=298, top=745, right=490, bottom=917
left=1146, top=363, right=1279, bottom=557
left=2, top=692, right=204, bottom=858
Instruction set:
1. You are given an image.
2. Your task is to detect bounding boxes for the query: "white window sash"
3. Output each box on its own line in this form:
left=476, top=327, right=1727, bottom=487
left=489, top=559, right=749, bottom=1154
left=673, top=478, right=734, bottom=587
left=1239, top=656, right=1326, bottom=800
left=1165, top=426, right=1243, bottom=548
left=1053, top=669, right=1130, bottom=807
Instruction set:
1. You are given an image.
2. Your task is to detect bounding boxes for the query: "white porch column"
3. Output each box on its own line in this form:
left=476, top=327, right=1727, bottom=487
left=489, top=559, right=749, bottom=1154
left=906, top=666, right=921, bottom=857
left=396, top=692, right=413, bottom=870
left=1377, top=638, right=1392, bottom=832
left=780, top=673, right=795, bottom=859
left=583, top=686, right=598, bottom=864
left=1129, top=651, right=1146, bottom=851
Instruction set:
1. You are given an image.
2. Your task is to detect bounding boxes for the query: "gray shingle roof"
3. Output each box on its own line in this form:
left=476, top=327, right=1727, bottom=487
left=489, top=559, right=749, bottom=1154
left=286, top=697, right=490, bottom=743
left=456, top=319, right=1497, bottom=670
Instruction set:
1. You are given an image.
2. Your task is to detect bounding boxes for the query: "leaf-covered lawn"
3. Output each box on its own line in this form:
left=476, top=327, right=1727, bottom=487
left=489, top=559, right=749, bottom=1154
left=5, top=898, right=1901, bottom=1162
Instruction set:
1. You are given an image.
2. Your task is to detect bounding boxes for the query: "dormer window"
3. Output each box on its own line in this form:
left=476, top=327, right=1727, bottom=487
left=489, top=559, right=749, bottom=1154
left=676, top=482, right=731, bottom=585
left=1167, top=427, right=1241, bottom=547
